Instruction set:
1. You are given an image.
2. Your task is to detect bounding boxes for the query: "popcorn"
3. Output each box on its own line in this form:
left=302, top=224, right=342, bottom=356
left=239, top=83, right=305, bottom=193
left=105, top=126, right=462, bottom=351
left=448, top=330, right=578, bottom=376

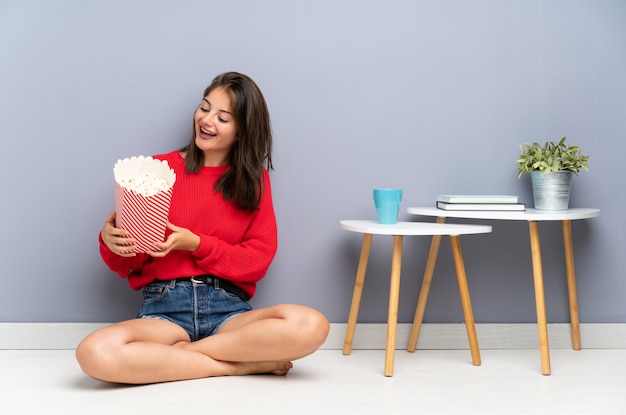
left=117, top=171, right=169, bottom=196
left=113, top=156, right=176, bottom=253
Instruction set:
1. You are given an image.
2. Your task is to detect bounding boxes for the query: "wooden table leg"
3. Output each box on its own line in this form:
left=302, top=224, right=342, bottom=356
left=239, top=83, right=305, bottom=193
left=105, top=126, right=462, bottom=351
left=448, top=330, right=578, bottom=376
left=529, top=221, right=551, bottom=375
left=384, top=235, right=403, bottom=376
left=408, top=216, right=446, bottom=352
left=562, top=220, right=582, bottom=350
left=450, top=235, right=481, bottom=366
left=343, top=233, right=373, bottom=355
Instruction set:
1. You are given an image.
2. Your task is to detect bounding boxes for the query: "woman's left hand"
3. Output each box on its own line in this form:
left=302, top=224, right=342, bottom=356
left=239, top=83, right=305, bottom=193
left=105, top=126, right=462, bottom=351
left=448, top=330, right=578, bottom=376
left=148, top=222, right=201, bottom=257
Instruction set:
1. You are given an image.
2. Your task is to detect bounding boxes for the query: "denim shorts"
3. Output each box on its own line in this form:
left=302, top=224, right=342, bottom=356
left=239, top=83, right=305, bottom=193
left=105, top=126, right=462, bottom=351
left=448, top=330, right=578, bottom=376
left=136, top=279, right=253, bottom=342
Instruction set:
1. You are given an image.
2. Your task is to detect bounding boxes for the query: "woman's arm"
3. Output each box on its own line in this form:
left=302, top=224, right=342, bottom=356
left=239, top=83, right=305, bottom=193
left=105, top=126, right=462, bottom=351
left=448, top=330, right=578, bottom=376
left=99, top=212, right=149, bottom=278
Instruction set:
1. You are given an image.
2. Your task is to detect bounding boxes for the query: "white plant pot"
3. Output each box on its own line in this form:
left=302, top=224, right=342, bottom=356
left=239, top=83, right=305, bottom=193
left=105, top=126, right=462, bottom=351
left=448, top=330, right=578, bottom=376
left=530, top=170, right=572, bottom=210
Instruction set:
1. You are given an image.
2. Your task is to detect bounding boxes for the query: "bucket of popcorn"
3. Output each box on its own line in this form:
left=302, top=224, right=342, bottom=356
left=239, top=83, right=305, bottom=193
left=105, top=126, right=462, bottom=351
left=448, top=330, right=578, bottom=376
left=113, top=155, right=176, bottom=253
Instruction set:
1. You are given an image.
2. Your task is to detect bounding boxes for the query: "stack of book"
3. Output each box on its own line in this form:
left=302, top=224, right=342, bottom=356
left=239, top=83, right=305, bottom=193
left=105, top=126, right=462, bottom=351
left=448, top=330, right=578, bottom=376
left=436, top=195, right=526, bottom=211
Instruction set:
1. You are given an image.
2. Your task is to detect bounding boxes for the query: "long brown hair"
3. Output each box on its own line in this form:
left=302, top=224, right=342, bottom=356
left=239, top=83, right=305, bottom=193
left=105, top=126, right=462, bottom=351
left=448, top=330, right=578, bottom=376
left=183, top=72, right=273, bottom=211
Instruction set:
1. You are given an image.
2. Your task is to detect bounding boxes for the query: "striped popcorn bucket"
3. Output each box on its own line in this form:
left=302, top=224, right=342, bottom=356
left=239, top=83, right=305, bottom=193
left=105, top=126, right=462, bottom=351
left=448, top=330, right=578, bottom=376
left=113, top=156, right=176, bottom=253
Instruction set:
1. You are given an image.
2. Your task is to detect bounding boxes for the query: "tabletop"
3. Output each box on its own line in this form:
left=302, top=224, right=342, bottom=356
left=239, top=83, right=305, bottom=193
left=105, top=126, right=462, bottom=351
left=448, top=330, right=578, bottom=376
left=406, top=207, right=600, bottom=221
left=340, top=220, right=492, bottom=236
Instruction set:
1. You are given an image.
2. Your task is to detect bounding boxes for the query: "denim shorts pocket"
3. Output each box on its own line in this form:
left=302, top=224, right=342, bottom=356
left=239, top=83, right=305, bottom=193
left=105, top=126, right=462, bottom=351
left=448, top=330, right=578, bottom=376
left=142, top=282, right=170, bottom=304
left=217, top=287, right=246, bottom=302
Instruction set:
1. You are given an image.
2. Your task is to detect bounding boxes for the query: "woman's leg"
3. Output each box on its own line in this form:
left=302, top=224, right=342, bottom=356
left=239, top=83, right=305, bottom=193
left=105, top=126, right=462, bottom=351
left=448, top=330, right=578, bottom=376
left=75, top=318, right=292, bottom=384
left=178, top=304, right=330, bottom=363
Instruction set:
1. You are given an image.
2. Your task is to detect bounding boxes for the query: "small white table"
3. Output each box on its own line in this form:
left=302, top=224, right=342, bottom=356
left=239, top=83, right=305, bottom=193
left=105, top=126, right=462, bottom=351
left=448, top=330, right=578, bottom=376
left=406, top=207, right=600, bottom=375
left=340, top=220, right=492, bottom=376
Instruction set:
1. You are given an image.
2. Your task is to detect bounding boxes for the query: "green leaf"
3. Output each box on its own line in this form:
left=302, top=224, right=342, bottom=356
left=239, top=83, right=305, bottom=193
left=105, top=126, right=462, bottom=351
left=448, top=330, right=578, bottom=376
left=516, top=136, right=590, bottom=176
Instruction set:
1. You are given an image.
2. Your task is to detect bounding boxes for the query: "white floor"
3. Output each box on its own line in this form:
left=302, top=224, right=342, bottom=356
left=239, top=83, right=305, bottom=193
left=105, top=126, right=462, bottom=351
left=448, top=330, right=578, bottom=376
left=1, top=348, right=625, bottom=415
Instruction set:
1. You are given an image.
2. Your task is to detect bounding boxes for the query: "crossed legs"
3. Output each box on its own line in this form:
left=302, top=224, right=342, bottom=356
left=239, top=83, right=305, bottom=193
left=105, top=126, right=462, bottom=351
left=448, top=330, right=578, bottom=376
left=76, top=304, right=329, bottom=384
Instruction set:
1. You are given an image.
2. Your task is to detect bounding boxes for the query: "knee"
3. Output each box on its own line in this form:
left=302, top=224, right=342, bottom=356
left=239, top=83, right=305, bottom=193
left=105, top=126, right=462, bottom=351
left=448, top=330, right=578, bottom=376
left=75, top=331, right=117, bottom=382
left=314, top=310, right=330, bottom=350
left=310, top=309, right=330, bottom=346
left=290, top=305, right=330, bottom=351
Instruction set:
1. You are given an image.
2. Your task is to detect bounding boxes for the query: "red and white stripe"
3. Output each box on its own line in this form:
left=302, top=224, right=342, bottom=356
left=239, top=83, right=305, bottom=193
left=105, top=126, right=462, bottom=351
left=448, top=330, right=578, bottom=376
left=116, top=185, right=173, bottom=253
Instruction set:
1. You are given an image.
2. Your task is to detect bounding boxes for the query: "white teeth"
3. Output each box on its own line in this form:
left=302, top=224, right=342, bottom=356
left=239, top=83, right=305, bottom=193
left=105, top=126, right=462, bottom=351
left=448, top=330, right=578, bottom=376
left=200, top=127, right=215, bottom=135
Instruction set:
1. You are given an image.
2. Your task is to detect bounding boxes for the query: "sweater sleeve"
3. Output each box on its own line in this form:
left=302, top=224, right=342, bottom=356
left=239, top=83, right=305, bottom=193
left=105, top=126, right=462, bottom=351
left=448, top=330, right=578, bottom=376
left=99, top=233, right=150, bottom=278
left=191, top=172, right=278, bottom=284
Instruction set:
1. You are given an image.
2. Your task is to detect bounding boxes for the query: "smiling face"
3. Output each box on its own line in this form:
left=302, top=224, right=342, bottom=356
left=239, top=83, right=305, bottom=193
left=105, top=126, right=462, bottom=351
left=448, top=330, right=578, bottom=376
left=193, top=86, right=238, bottom=166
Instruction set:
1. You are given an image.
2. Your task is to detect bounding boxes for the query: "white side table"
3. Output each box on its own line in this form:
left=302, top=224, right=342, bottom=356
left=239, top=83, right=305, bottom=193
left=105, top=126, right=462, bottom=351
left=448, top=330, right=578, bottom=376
left=340, top=220, right=492, bottom=376
left=406, top=207, right=600, bottom=375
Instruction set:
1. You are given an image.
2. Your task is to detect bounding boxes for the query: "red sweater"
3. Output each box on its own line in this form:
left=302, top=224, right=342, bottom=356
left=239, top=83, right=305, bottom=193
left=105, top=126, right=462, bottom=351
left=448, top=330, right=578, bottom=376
left=99, top=150, right=278, bottom=299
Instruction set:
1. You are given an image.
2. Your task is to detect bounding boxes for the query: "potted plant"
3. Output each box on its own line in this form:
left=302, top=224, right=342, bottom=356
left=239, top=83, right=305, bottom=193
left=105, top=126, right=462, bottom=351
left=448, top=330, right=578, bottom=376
left=517, top=137, right=590, bottom=210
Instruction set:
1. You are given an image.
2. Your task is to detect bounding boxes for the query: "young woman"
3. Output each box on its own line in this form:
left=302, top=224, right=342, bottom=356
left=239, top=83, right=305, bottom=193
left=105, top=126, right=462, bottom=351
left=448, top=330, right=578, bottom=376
left=76, top=72, right=330, bottom=384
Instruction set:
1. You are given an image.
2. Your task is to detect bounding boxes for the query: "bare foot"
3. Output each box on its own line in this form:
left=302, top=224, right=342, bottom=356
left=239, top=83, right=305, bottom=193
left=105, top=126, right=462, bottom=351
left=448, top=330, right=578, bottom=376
left=171, top=341, right=292, bottom=376
left=232, top=361, right=293, bottom=376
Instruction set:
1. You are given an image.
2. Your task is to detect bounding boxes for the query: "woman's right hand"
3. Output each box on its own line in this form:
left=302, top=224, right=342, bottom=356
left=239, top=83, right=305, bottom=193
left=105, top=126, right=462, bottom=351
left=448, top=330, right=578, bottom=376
left=101, top=212, right=136, bottom=257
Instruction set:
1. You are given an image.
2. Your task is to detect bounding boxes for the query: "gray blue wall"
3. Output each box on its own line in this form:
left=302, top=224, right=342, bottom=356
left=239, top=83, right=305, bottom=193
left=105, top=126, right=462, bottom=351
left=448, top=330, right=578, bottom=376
left=1, top=0, right=624, bottom=324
